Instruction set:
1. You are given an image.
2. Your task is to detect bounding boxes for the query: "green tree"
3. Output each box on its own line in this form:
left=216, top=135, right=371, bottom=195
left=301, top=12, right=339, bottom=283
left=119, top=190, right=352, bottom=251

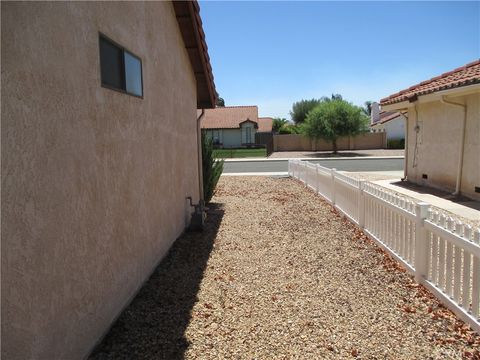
left=272, top=117, right=288, bottom=133
left=216, top=97, right=225, bottom=107
left=289, top=99, right=321, bottom=124
left=302, top=99, right=369, bottom=153
left=202, top=133, right=224, bottom=203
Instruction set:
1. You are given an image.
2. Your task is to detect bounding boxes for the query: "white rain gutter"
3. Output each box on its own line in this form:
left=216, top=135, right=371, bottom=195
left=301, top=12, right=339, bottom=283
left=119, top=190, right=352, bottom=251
left=196, top=109, right=205, bottom=201
left=440, top=96, right=467, bottom=196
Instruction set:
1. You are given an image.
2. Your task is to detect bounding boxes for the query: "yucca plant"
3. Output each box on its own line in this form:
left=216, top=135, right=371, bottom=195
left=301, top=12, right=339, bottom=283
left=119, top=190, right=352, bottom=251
left=202, top=133, right=224, bottom=203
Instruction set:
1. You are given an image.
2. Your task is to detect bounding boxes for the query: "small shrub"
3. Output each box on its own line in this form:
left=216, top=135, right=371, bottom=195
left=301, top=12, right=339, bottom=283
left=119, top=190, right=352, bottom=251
left=278, top=124, right=301, bottom=134
left=202, top=133, right=224, bottom=203
left=387, top=138, right=405, bottom=149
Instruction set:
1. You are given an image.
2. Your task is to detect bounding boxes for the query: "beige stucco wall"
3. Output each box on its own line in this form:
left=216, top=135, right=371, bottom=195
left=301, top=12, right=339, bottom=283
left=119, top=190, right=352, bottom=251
left=405, top=92, right=480, bottom=200
left=273, top=133, right=386, bottom=152
left=2, top=2, right=200, bottom=359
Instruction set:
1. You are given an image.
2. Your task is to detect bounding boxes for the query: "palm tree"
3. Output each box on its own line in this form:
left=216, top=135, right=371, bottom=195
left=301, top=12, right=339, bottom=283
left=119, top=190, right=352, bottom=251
left=363, top=101, right=373, bottom=116
left=272, top=117, right=288, bottom=133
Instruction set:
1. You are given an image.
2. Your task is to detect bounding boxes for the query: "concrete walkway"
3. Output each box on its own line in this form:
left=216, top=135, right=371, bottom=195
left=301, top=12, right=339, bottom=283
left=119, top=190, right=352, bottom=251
left=372, top=179, right=480, bottom=224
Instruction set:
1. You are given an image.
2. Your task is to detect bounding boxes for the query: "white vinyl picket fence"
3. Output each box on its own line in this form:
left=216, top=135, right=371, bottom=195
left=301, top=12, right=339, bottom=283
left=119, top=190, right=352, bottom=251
left=288, top=159, right=480, bottom=333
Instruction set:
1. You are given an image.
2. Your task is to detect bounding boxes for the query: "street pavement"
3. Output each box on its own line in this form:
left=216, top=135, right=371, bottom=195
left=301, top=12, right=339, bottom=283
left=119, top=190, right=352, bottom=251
left=222, top=157, right=404, bottom=174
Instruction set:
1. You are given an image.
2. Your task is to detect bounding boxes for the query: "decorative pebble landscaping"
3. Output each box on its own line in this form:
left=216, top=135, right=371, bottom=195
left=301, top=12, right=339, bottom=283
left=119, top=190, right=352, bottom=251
left=91, top=176, right=480, bottom=360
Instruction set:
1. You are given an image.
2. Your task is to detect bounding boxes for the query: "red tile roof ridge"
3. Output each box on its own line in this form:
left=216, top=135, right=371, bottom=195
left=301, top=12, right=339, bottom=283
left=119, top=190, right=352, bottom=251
left=380, top=59, right=480, bottom=105
left=465, top=59, right=480, bottom=67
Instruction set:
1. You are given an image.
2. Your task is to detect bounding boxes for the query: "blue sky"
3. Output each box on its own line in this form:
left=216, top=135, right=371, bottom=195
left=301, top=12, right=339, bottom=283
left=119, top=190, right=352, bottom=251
left=200, top=1, right=480, bottom=119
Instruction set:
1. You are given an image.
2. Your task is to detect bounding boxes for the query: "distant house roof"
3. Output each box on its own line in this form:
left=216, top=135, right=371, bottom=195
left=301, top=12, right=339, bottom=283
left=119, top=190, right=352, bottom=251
left=201, top=106, right=259, bottom=129
left=173, top=1, right=216, bottom=108
left=257, top=117, right=273, bottom=132
left=380, top=59, right=480, bottom=106
left=371, top=111, right=405, bottom=127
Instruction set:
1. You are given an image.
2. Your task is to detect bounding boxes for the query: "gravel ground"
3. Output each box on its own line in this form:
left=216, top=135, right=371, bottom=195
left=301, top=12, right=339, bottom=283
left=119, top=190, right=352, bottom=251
left=269, top=149, right=404, bottom=158
left=91, top=177, right=479, bottom=359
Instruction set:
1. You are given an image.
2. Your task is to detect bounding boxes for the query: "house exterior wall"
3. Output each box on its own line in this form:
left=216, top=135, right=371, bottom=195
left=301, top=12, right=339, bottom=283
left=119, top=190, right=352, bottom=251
left=371, top=116, right=406, bottom=141
left=205, top=127, right=258, bottom=148
left=222, top=129, right=241, bottom=147
left=241, top=122, right=256, bottom=144
left=384, top=117, right=406, bottom=140
left=204, top=129, right=223, bottom=145
left=405, top=92, right=480, bottom=200
left=1, top=2, right=200, bottom=359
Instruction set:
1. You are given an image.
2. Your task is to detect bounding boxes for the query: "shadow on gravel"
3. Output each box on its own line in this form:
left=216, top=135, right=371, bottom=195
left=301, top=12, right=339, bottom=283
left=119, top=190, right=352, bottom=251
left=90, top=203, right=225, bottom=360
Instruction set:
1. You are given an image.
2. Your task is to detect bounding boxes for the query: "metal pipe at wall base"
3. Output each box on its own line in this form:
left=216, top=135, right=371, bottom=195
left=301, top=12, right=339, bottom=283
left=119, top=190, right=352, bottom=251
left=196, top=109, right=205, bottom=202
left=185, top=108, right=206, bottom=232
left=440, top=97, right=467, bottom=196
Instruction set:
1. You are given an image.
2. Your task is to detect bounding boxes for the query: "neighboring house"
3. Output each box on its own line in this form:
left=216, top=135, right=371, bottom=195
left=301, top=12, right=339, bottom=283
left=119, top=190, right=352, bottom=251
left=201, top=106, right=273, bottom=147
left=2, top=1, right=215, bottom=359
left=258, top=117, right=274, bottom=134
left=380, top=60, right=480, bottom=200
left=370, top=102, right=406, bottom=141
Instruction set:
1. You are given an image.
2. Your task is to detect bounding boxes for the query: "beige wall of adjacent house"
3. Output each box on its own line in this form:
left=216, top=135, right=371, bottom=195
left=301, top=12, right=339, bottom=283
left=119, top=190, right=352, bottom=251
left=2, top=2, right=200, bottom=359
left=273, top=132, right=386, bottom=152
left=405, top=92, right=480, bottom=200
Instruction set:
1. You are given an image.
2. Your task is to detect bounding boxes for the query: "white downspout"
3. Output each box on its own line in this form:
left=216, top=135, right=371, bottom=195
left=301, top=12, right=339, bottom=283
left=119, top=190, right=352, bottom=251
left=440, top=96, right=467, bottom=196
left=401, top=111, right=409, bottom=181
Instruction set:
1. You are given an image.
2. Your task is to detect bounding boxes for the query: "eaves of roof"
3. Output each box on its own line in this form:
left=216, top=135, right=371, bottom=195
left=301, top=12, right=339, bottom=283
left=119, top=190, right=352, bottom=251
left=173, top=1, right=216, bottom=109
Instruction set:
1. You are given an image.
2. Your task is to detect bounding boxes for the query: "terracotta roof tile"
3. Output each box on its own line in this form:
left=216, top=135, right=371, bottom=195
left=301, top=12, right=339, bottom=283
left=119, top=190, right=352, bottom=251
left=380, top=111, right=402, bottom=124
left=380, top=59, right=480, bottom=106
left=257, top=117, right=273, bottom=132
left=201, top=106, right=258, bottom=129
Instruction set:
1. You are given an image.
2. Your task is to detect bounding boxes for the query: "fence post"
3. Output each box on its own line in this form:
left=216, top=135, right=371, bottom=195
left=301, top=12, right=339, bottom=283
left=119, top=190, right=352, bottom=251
left=303, top=161, right=307, bottom=187
left=414, top=202, right=430, bottom=283
left=331, top=168, right=336, bottom=205
left=358, top=180, right=365, bottom=229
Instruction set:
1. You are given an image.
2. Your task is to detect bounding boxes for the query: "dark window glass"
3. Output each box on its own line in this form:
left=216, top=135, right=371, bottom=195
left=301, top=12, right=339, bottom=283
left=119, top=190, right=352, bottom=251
left=124, top=51, right=143, bottom=96
left=99, top=35, right=143, bottom=97
left=100, top=37, right=124, bottom=90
